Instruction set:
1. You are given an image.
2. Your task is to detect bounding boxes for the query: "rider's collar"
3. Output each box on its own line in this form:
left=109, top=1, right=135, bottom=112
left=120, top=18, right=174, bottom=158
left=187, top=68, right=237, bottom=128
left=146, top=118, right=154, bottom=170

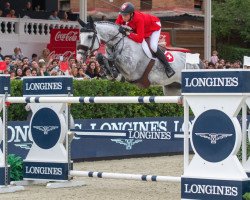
left=128, top=12, right=134, bottom=22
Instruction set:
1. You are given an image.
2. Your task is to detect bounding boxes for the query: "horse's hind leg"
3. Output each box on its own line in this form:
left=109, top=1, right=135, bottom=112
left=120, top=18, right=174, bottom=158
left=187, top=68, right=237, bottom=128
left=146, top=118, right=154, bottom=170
left=162, top=82, right=181, bottom=96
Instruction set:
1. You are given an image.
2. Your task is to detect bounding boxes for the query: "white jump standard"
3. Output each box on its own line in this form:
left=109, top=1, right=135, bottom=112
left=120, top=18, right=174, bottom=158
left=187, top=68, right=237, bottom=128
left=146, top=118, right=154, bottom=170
left=0, top=75, right=24, bottom=193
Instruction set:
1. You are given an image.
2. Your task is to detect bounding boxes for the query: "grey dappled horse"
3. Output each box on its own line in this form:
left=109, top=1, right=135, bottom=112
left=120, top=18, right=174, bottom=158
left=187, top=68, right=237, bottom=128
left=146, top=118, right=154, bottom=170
left=77, top=18, right=202, bottom=96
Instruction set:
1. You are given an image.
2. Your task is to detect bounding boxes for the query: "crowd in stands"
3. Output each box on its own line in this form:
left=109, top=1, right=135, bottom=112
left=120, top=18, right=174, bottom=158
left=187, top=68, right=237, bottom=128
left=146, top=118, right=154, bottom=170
left=0, top=46, right=105, bottom=80
left=0, top=1, right=75, bottom=21
left=203, top=50, right=243, bottom=69
left=0, top=46, right=245, bottom=81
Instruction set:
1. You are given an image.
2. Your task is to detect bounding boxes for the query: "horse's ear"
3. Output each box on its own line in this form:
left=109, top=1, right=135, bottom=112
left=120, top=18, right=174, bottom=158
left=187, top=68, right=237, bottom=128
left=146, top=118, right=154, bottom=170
left=88, top=16, right=95, bottom=29
left=78, top=18, right=87, bottom=28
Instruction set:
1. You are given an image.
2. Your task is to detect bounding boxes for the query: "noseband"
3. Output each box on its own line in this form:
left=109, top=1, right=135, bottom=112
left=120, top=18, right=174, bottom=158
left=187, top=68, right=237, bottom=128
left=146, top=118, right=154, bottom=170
left=78, top=26, right=124, bottom=59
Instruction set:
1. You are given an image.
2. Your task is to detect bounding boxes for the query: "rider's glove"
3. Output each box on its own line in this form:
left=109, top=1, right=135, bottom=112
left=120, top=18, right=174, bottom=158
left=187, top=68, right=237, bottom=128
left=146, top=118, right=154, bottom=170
left=119, top=26, right=127, bottom=36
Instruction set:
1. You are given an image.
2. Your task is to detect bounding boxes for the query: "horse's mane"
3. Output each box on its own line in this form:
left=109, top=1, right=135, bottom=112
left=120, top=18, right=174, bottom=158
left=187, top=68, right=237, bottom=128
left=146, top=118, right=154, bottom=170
left=95, top=21, right=119, bottom=28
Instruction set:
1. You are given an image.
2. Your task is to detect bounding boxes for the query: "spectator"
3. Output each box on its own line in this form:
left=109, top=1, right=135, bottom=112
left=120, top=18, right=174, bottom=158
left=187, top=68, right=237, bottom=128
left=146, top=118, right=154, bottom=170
left=22, top=57, right=30, bottom=66
left=81, top=62, right=88, bottom=72
left=12, top=47, right=24, bottom=61
left=6, top=9, right=16, bottom=18
left=4, top=55, right=11, bottom=70
left=61, top=11, right=69, bottom=22
left=35, top=5, right=41, bottom=11
left=24, top=1, right=33, bottom=11
left=39, top=48, right=51, bottom=65
left=3, top=2, right=11, bottom=17
left=48, top=11, right=60, bottom=20
left=86, top=61, right=101, bottom=78
left=210, top=50, right=219, bottom=65
left=9, top=70, right=16, bottom=79
left=31, top=69, right=37, bottom=76
left=71, top=67, right=78, bottom=77
left=38, top=59, right=49, bottom=76
left=225, top=61, right=231, bottom=69
left=31, top=53, right=38, bottom=62
left=23, top=67, right=31, bottom=76
left=15, top=68, right=23, bottom=79
left=9, top=60, right=17, bottom=71
left=0, top=47, right=4, bottom=61
left=207, top=62, right=215, bottom=69
left=31, top=60, right=39, bottom=70
left=16, top=59, right=23, bottom=68
left=48, top=59, right=59, bottom=74
left=78, top=68, right=90, bottom=79
left=0, top=9, right=3, bottom=17
left=232, top=61, right=241, bottom=69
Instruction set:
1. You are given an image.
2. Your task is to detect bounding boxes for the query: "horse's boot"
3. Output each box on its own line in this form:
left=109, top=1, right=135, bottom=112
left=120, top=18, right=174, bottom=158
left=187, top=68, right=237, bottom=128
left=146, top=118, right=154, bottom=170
left=96, top=53, right=118, bottom=78
left=155, top=48, right=175, bottom=78
left=108, top=61, right=119, bottom=78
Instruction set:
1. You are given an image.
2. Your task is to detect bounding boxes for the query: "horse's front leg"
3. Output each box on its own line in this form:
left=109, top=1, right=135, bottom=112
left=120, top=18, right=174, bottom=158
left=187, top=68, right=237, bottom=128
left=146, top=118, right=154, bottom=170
left=96, top=53, right=119, bottom=78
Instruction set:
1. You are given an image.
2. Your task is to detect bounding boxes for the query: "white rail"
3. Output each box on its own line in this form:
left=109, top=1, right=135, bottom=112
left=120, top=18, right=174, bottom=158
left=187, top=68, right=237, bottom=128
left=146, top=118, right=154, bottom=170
left=70, top=171, right=181, bottom=182
left=6, top=96, right=182, bottom=104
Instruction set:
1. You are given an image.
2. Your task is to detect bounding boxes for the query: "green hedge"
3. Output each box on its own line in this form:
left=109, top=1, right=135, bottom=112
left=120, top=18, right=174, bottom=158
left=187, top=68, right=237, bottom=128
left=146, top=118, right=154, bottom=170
left=9, top=79, right=183, bottom=121
left=217, top=44, right=250, bottom=62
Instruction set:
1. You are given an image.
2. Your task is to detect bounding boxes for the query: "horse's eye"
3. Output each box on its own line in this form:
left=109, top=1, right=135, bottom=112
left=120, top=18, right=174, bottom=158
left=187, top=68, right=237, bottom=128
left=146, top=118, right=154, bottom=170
left=88, top=35, right=93, bottom=39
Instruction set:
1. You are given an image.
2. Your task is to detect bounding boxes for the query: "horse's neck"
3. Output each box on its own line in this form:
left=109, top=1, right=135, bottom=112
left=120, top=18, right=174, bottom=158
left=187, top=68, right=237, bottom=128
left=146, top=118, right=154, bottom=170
left=95, top=23, right=122, bottom=46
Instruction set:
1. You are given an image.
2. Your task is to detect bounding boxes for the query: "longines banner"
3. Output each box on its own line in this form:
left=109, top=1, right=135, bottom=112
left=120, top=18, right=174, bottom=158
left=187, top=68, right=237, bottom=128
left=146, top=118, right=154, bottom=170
left=6, top=117, right=192, bottom=160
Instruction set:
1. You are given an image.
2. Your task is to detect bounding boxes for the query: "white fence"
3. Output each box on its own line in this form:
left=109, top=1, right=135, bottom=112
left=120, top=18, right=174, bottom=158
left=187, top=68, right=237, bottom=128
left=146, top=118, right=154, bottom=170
left=0, top=17, right=79, bottom=57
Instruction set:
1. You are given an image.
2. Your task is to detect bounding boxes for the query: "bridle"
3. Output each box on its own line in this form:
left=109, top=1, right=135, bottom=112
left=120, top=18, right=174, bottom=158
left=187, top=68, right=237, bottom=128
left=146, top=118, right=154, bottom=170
left=78, top=24, right=125, bottom=60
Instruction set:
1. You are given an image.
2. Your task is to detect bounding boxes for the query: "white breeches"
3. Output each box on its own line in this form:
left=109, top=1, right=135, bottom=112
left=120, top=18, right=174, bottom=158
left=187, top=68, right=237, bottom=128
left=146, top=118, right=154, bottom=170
left=148, top=21, right=161, bottom=53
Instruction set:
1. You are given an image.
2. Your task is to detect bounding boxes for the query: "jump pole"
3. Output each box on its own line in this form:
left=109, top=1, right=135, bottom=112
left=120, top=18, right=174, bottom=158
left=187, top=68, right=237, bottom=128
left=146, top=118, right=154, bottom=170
left=69, top=171, right=181, bottom=182
left=6, top=96, right=181, bottom=104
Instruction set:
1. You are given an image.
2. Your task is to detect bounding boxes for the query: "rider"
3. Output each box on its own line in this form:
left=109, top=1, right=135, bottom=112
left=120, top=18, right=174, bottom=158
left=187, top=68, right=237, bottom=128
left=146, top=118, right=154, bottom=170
left=115, top=2, right=175, bottom=78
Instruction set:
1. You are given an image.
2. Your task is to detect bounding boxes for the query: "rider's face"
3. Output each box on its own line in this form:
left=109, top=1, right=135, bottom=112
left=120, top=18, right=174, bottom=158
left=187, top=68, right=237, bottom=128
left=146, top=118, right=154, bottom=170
left=121, top=14, right=130, bottom=22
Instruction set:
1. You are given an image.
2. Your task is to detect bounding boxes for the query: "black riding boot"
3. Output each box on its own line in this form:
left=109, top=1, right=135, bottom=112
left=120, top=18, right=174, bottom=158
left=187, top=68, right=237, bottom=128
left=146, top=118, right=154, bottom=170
left=155, top=48, right=175, bottom=78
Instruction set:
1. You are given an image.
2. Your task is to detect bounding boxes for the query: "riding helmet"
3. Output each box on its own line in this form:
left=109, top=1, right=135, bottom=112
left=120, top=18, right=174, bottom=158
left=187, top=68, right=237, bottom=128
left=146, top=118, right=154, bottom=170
left=119, top=2, right=135, bottom=15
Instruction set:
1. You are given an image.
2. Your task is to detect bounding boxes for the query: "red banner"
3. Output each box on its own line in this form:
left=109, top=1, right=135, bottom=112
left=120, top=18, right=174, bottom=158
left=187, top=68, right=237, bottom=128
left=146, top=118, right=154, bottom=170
left=47, top=29, right=79, bottom=61
left=160, top=32, right=172, bottom=47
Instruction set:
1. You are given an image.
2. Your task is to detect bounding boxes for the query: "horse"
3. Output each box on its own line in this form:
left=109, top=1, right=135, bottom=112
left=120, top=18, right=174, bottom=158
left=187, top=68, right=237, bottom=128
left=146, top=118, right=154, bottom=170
left=77, top=18, right=202, bottom=96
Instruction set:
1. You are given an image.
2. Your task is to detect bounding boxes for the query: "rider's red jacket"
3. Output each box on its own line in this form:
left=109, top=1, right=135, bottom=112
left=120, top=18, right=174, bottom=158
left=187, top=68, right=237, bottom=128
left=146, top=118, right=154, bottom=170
left=115, top=11, right=161, bottom=43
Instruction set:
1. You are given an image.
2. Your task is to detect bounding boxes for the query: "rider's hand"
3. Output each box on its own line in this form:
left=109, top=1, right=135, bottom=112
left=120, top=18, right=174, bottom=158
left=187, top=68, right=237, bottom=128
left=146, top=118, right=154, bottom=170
left=119, top=26, right=127, bottom=35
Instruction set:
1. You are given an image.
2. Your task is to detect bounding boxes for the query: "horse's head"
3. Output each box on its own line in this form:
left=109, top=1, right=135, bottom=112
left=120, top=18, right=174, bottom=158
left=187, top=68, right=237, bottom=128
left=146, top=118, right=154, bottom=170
left=77, top=17, right=100, bottom=62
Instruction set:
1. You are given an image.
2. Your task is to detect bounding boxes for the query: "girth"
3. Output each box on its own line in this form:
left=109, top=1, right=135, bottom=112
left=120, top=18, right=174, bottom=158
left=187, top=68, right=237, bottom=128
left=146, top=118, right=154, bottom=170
left=129, top=59, right=155, bottom=89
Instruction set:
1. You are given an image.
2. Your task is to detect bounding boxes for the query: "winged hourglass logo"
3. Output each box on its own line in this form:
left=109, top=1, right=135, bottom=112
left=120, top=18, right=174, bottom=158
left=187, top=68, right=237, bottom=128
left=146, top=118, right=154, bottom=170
left=195, top=132, right=233, bottom=144
left=33, top=126, right=59, bottom=135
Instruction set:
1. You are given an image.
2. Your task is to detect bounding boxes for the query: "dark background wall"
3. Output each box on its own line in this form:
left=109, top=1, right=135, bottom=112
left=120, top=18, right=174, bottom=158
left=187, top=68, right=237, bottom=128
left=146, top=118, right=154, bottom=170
left=0, top=0, right=58, bottom=13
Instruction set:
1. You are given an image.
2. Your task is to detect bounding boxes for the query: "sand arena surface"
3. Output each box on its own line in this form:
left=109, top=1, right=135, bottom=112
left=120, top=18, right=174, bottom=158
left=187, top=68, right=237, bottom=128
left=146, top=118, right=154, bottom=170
left=2, top=155, right=183, bottom=200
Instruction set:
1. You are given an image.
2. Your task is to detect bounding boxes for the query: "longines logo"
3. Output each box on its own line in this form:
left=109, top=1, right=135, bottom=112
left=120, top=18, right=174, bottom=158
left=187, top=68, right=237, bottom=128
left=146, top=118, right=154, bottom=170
left=195, top=133, right=233, bottom=144
left=184, top=77, right=238, bottom=87
left=25, top=82, right=62, bottom=91
left=184, top=183, right=238, bottom=196
left=33, top=126, right=59, bottom=135
left=86, top=121, right=171, bottom=150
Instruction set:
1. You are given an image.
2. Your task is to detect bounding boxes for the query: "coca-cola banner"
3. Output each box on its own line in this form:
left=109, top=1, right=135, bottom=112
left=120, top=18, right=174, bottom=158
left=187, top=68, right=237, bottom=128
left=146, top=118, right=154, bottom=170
left=47, top=29, right=79, bottom=60
left=50, top=29, right=79, bottom=47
